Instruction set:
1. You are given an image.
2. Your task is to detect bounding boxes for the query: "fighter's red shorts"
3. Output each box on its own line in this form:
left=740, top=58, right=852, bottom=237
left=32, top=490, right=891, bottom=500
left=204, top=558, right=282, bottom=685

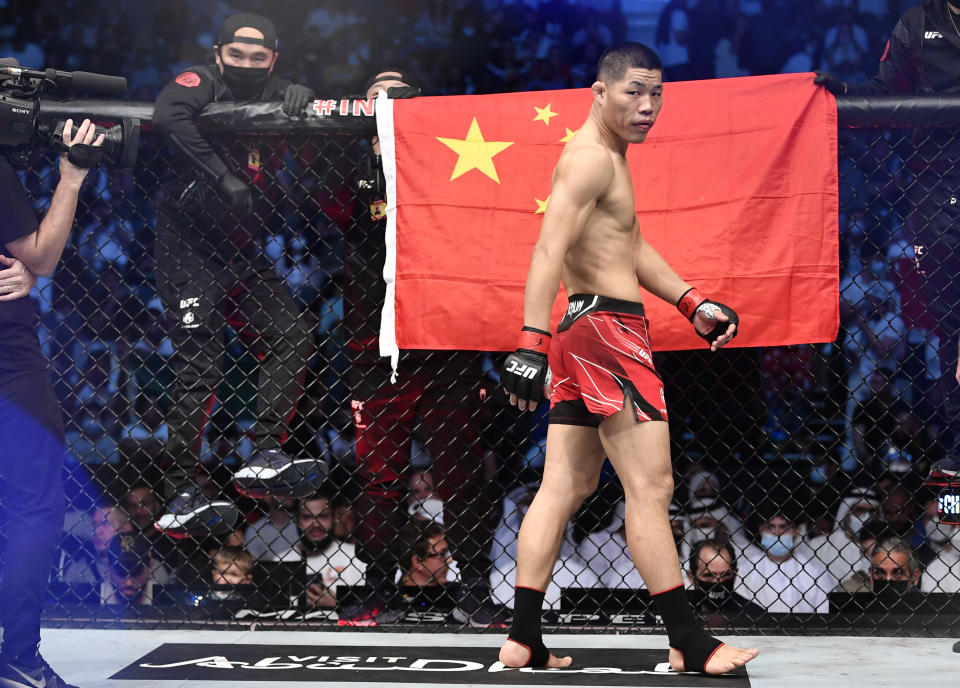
left=549, top=294, right=668, bottom=427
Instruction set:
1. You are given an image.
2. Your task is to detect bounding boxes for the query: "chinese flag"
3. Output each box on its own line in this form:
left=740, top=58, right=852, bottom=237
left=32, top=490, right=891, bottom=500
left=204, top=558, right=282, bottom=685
left=375, top=73, right=838, bottom=357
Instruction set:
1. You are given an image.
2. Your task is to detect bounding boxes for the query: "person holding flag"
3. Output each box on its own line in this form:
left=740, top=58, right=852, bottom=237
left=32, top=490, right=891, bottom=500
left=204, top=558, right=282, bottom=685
left=497, top=43, right=759, bottom=674
left=816, top=0, right=960, bottom=486
left=338, top=69, right=505, bottom=628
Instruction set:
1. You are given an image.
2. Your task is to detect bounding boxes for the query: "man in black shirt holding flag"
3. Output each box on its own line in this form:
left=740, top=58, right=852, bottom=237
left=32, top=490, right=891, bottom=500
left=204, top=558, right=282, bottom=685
left=815, top=0, right=960, bottom=483
left=339, top=70, right=505, bottom=627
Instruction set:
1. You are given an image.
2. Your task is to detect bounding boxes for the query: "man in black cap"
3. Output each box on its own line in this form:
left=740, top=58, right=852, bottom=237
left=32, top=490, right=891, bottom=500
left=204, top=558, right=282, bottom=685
left=339, top=69, right=506, bottom=628
left=815, top=0, right=960, bottom=485
left=153, top=13, right=322, bottom=537
left=102, top=533, right=158, bottom=605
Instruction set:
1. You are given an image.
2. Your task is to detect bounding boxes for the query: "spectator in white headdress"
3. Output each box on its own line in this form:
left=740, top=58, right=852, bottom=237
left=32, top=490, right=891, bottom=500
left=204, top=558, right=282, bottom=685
left=687, top=469, right=720, bottom=500
left=684, top=497, right=750, bottom=553
left=808, top=486, right=879, bottom=584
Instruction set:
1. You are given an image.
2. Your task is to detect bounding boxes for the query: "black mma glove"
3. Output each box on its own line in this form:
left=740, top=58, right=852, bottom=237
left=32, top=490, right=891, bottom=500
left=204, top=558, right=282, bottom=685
left=677, top=287, right=740, bottom=345
left=385, top=85, right=421, bottom=99
left=282, top=84, right=315, bottom=116
left=218, top=172, right=252, bottom=215
left=813, top=71, right=847, bottom=96
left=501, top=326, right=551, bottom=407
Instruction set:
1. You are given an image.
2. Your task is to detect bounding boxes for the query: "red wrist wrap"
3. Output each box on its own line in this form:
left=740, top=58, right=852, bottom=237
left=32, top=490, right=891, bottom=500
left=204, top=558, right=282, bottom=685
left=517, top=328, right=551, bottom=355
left=676, top=287, right=706, bottom=321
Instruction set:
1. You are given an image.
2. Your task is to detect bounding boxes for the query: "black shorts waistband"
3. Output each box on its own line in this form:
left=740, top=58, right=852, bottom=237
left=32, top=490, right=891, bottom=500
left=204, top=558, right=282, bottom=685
left=558, top=294, right=646, bottom=332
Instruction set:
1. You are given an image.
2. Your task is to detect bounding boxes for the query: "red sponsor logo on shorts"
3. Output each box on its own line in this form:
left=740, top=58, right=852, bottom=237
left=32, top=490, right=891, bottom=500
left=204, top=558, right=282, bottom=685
left=880, top=39, right=890, bottom=62
left=176, top=71, right=202, bottom=87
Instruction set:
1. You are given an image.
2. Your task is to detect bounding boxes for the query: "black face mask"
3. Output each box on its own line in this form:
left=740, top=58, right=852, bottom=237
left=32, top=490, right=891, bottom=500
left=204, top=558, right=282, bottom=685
left=873, top=579, right=911, bottom=595
left=219, top=60, right=271, bottom=99
left=699, top=579, right=736, bottom=605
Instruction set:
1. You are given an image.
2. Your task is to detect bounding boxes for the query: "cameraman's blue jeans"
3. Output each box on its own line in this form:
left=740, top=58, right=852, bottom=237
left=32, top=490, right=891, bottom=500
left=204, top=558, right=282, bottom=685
left=0, top=366, right=66, bottom=662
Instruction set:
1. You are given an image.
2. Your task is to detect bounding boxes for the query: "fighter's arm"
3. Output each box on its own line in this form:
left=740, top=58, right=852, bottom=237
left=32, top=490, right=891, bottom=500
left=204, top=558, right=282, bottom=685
left=633, top=231, right=691, bottom=306
left=634, top=228, right=737, bottom=351
left=522, top=146, right=614, bottom=331
left=153, top=71, right=230, bottom=182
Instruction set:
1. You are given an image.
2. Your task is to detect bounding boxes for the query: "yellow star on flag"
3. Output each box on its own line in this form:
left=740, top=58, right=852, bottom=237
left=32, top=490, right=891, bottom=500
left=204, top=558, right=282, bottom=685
left=560, top=127, right=579, bottom=143
left=533, top=104, right=557, bottom=125
left=534, top=196, right=550, bottom=214
left=437, top=118, right=514, bottom=183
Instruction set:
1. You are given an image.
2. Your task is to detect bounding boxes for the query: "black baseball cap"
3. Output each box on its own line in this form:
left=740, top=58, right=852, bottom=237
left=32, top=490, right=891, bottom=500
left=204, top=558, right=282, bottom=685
left=106, top=533, right=151, bottom=577
left=364, top=68, right=417, bottom=93
left=218, top=13, right=278, bottom=51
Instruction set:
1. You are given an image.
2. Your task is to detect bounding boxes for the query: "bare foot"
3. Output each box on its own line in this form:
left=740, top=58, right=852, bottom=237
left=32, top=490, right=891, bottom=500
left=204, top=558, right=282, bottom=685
left=498, top=639, right=573, bottom=668
left=669, top=644, right=759, bottom=675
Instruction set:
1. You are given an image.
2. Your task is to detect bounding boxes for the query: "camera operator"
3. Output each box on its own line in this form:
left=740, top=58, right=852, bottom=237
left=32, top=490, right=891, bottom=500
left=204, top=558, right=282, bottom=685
left=151, top=13, right=321, bottom=538
left=0, top=60, right=103, bottom=686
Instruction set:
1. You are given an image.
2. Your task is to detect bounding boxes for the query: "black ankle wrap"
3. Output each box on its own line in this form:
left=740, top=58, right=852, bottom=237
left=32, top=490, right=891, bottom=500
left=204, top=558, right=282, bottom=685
left=507, top=586, right=550, bottom=666
left=651, top=584, right=724, bottom=673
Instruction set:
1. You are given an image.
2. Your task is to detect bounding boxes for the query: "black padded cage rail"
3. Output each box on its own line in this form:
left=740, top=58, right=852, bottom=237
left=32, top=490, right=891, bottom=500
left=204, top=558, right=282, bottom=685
left=3, top=94, right=959, bottom=636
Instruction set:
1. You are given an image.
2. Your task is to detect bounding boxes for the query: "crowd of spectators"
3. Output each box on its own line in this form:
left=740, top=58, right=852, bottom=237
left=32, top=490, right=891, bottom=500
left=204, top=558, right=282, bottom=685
left=2, top=0, right=957, bottom=620
left=46, top=467, right=960, bottom=616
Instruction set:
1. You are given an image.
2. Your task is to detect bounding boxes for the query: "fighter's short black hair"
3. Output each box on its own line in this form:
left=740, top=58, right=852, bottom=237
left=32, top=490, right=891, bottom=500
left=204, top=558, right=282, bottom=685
left=596, top=42, right=662, bottom=82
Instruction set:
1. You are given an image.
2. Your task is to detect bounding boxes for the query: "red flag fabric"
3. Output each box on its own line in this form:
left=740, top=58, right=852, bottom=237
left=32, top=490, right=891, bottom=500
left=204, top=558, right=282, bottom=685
left=375, top=74, right=838, bottom=358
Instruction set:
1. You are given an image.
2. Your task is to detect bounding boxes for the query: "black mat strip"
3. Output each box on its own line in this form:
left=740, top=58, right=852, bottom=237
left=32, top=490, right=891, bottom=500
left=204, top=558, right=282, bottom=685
left=111, top=643, right=749, bottom=685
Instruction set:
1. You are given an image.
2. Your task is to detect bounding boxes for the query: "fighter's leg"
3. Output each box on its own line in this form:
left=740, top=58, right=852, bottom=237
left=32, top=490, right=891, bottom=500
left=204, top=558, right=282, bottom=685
left=599, top=408, right=758, bottom=674
left=499, top=422, right=605, bottom=669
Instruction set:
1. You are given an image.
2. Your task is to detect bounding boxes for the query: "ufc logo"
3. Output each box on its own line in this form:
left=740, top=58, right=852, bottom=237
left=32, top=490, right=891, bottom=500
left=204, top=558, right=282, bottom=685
left=506, top=359, right=537, bottom=379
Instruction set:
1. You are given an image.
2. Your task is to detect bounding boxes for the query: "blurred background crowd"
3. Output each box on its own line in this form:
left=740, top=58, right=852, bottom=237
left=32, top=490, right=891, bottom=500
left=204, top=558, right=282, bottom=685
left=2, top=0, right=956, bottom=617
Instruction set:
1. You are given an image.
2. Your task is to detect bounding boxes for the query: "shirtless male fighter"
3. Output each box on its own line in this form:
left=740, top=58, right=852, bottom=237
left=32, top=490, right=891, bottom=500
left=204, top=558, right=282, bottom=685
left=498, top=42, right=759, bottom=675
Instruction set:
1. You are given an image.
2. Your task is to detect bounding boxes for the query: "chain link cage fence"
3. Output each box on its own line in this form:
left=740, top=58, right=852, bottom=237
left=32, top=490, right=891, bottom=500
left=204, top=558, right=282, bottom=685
left=9, top=95, right=960, bottom=636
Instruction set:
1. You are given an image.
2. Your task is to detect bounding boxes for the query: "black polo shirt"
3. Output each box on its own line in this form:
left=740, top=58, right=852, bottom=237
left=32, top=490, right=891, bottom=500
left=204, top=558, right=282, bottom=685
left=0, top=155, right=46, bottom=371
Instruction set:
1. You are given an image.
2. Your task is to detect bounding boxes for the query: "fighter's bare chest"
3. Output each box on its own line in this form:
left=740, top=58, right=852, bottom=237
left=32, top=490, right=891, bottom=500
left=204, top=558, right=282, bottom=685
left=597, top=170, right=639, bottom=230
